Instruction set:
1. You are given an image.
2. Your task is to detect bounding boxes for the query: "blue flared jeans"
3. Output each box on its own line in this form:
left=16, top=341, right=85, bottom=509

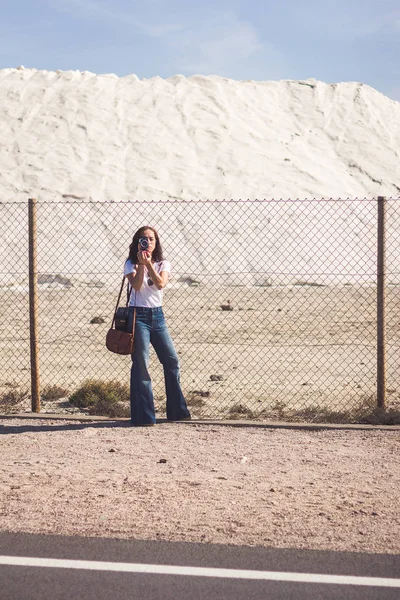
left=128, top=306, right=191, bottom=426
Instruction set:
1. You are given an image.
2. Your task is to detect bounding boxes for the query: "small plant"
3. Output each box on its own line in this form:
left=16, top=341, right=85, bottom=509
left=228, top=403, right=254, bottom=419
left=259, top=395, right=400, bottom=425
left=90, top=316, right=105, bottom=324
left=357, top=406, right=400, bottom=426
left=41, top=384, right=70, bottom=402
left=186, top=392, right=207, bottom=408
left=293, top=406, right=350, bottom=423
left=220, top=300, right=233, bottom=311
left=68, top=379, right=130, bottom=418
left=270, top=400, right=288, bottom=420
left=0, top=387, right=29, bottom=413
left=87, top=398, right=130, bottom=418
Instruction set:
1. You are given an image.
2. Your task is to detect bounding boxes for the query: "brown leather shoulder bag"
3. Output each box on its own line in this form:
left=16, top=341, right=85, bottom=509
left=106, top=276, right=136, bottom=355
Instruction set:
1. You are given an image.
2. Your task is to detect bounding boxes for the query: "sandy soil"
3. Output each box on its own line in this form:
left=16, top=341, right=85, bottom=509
left=0, top=417, right=399, bottom=555
left=1, top=284, right=400, bottom=419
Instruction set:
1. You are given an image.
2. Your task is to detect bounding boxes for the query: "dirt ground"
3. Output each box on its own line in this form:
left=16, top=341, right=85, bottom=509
left=1, top=284, right=399, bottom=556
left=0, top=417, right=399, bottom=555
left=1, top=284, right=400, bottom=419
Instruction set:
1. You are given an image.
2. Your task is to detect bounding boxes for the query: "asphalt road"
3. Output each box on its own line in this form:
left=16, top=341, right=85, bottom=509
left=1, top=532, right=399, bottom=600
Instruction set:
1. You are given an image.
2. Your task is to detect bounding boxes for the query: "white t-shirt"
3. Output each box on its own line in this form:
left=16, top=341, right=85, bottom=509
left=124, top=259, right=171, bottom=307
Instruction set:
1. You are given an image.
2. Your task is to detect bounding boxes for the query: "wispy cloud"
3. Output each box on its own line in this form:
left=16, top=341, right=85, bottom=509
left=288, top=1, right=400, bottom=38
left=47, top=0, right=116, bottom=21
left=46, top=1, right=285, bottom=80
left=343, top=10, right=400, bottom=37
left=153, top=10, right=285, bottom=80
left=177, top=12, right=262, bottom=63
left=47, top=0, right=182, bottom=36
left=139, top=23, right=183, bottom=37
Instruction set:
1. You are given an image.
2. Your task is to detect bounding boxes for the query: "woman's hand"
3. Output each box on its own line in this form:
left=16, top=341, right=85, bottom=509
left=137, top=251, right=152, bottom=266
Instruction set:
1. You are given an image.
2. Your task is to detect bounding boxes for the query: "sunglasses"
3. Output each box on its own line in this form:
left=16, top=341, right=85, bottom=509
left=147, top=278, right=154, bottom=286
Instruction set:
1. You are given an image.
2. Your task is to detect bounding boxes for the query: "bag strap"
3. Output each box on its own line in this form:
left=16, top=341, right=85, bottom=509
left=126, top=281, right=132, bottom=306
left=131, top=306, right=136, bottom=335
left=110, top=276, right=126, bottom=328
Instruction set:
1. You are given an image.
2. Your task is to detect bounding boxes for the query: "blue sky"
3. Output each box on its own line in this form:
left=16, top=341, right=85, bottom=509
left=1, top=0, right=399, bottom=100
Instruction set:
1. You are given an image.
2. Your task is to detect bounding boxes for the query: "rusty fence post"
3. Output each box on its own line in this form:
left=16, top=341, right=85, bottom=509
left=28, top=197, right=41, bottom=412
left=377, top=195, right=386, bottom=410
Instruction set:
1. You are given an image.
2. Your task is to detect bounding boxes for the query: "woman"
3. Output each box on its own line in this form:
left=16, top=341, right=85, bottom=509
left=124, top=226, right=191, bottom=426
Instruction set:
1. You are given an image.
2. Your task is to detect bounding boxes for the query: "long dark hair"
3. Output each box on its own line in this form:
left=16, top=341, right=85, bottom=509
left=128, top=226, right=164, bottom=263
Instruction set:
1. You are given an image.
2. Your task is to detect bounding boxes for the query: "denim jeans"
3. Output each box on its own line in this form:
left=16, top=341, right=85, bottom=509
left=128, top=307, right=191, bottom=426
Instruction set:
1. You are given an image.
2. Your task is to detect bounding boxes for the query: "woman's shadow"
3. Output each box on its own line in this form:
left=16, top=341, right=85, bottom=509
left=0, top=416, right=171, bottom=435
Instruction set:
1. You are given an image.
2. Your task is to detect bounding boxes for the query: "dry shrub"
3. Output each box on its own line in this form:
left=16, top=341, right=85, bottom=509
left=228, top=403, right=254, bottom=419
left=41, top=384, right=70, bottom=401
left=260, top=396, right=400, bottom=425
left=69, top=379, right=130, bottom=418
left=186, top=393, right=207, bottom=408
left=0, top=387, right=29, bottom=413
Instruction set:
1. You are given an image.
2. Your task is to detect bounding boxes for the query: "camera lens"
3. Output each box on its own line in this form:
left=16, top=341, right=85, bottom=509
left=139, top=238, right=149, bottom=250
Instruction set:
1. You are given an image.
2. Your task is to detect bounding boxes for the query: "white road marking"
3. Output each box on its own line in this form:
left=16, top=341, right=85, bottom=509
left=0, top=556, right=399, bottom=588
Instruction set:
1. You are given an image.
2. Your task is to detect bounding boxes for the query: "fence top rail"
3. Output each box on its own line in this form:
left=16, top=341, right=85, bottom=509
left=3, top=196, right=400, bottom=205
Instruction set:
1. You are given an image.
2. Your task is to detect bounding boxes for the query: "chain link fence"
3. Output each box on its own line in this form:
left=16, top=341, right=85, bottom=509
left=1, top=197, right=399, bottom=421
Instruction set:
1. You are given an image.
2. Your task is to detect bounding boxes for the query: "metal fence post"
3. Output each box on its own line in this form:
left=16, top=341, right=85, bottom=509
left=28, top=197, right=41, bottom=412
left=377, top=195, right=386, bottom=410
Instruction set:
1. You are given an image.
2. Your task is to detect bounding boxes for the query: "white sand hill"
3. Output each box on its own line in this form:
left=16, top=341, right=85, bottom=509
left=0, top=68, right=399, bottom=287
left=0, top=67, right=399, bottom=202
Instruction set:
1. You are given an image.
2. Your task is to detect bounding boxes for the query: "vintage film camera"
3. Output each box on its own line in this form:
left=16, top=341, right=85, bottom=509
left=138, top=237, right=149, bottom=251
left=138, top=237, right=154, bottom=285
